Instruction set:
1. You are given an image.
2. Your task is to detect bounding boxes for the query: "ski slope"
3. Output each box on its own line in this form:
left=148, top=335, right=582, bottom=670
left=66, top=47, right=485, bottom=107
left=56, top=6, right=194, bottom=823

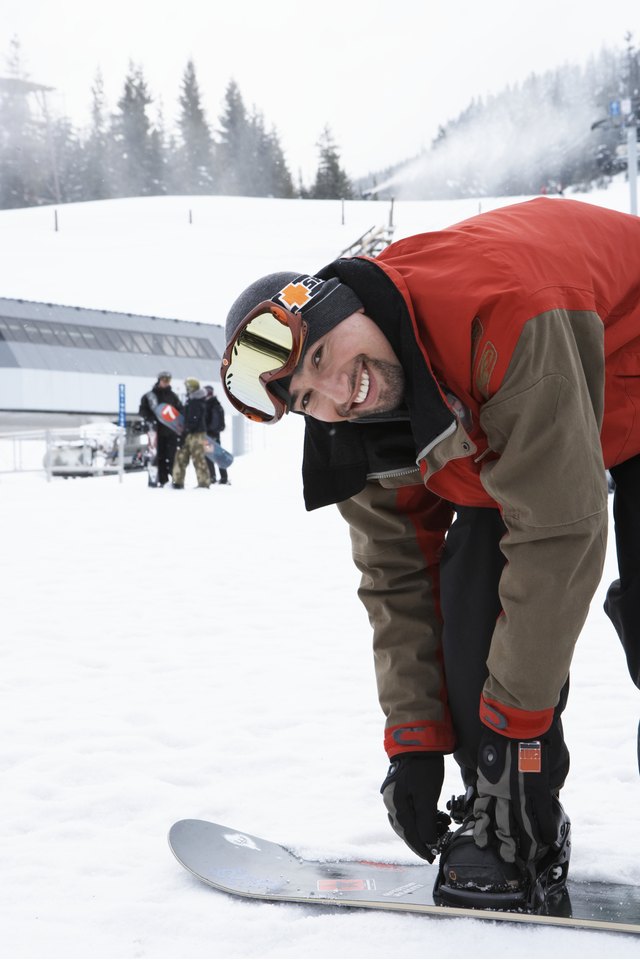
left=1, top=183, right=639, bottom=959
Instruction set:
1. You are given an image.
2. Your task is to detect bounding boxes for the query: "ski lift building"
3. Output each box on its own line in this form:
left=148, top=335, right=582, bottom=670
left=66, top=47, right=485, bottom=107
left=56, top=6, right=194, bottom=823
left=0, top=296, right=227, bottom=429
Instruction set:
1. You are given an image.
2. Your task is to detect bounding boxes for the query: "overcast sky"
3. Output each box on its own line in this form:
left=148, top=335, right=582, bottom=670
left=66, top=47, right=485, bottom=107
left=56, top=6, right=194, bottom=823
left=3, top=0, right=639, bottom=184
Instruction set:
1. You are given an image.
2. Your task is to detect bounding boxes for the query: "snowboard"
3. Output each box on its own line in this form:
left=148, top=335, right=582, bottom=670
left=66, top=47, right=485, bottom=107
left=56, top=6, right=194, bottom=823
left=204, top=436, right=234, bottom=470
left=153, top=403, right=234, bottom=468
left=168, top=819, right=640, bottom=936
left=146, top=423, right=158, bottom=487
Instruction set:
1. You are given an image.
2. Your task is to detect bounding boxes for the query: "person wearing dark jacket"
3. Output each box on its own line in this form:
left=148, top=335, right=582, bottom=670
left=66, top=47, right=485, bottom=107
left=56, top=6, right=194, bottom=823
left=171, top=378, right=211, bottom=489
left=219, top=198, right=640, bottom=910
left=204, top=385, right=229, bottom=484
left=138, top=371, right=183, bottom=487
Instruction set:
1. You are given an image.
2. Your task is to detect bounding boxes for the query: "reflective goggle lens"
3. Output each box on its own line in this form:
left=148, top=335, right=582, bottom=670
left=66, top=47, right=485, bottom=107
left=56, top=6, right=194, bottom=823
left=224, top=310, right=294, bottom=420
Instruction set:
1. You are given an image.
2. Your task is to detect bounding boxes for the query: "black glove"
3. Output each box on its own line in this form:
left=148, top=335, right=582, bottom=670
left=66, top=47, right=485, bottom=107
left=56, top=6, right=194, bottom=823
left=473, top=729, right=557, bottom=864
left=380, top=752, right=450, bottom=862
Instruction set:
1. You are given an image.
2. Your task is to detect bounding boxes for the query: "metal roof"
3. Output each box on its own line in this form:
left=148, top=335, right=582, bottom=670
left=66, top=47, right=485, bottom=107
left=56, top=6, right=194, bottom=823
left=0, top=297, right=226, bottom=379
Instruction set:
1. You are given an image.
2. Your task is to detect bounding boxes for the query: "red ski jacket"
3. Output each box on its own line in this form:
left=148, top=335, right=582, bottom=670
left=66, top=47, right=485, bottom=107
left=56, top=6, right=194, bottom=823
left=326, top=198, right=640, bottom=753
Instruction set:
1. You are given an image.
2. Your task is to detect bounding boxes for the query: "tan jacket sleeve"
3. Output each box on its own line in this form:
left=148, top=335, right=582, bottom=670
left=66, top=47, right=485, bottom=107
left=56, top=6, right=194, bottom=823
left=337, top=478, right=456, bottom=756
left=478, top=309, right=608, bottom=726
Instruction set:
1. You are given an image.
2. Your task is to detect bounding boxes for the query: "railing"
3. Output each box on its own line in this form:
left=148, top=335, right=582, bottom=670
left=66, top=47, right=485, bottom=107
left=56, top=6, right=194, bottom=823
left=339, top=223, right=395, bottom=259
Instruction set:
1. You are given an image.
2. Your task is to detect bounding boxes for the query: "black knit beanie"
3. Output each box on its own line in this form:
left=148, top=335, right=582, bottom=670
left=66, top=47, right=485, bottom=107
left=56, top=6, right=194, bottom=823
left=225, top=272, right=364, bottom=357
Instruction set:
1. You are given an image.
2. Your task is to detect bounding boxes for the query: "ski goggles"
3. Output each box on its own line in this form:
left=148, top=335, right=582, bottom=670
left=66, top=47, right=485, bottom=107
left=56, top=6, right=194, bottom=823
left=221, top=301, right=308, bottom=423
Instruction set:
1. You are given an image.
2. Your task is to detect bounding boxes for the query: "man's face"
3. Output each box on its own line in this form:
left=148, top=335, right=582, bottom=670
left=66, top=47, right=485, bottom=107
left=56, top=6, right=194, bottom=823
left=159, top=377, right=171, bottom=387
left=288, top=311, right=404, bottom=422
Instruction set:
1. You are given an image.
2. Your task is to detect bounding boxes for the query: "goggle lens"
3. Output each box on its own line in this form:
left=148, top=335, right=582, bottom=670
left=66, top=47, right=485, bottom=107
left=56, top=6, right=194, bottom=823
left=223, top=309, right=296, bottom=421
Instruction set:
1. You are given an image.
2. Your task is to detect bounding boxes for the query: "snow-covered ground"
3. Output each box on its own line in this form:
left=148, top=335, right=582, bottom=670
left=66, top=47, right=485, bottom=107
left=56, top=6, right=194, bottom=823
left=1, top=182, right=639, bottom=959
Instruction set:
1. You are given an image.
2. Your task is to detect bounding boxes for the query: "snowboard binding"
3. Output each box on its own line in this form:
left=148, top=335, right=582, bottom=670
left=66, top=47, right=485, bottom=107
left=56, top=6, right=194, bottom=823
left=433, top=795, right=572, bottom=913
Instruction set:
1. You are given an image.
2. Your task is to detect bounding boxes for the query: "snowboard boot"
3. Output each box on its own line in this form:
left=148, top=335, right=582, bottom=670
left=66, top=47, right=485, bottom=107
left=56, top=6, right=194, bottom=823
left=433, top=796, right=571, bottom=912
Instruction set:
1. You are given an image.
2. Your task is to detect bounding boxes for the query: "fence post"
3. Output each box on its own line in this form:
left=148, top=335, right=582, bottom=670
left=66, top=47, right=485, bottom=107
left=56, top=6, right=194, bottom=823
left=117, top=428, right=125, bottom=483
left=232, top=413, right=245, bottom=457
left=45, top=430, right=52, bottom=482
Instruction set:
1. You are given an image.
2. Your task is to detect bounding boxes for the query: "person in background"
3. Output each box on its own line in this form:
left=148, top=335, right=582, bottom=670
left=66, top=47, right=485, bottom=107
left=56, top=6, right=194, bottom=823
left=171, top=378, right=211, bottom=489
left=138, top=371, right=183, bottom=487
left=204, top=385, right=230, bottom=485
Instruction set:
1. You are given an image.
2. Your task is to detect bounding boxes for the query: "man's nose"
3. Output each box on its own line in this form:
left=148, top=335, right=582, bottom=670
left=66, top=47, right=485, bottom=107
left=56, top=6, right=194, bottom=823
left=317, top=368, right=351, bottom=405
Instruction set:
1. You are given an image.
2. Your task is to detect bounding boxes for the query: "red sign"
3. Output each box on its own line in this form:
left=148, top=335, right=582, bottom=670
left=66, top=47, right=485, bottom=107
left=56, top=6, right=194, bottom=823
left=317, top=878, right=375, bottom=892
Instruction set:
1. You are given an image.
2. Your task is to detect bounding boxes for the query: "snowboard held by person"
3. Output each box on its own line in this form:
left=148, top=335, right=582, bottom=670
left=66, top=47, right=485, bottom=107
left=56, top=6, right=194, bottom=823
left=219, top=197, right=640, bottom=909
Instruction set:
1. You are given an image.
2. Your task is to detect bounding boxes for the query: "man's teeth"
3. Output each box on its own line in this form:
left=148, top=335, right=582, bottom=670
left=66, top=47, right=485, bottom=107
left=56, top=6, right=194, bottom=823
left=354, top=368, right=370, bottom=404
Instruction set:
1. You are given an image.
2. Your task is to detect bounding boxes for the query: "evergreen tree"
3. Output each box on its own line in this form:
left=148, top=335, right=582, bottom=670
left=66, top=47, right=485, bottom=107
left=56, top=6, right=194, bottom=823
left=82, top=70, right=112, bottom=199
left=239, top=109, right=295, bottom=197
left=0, top=36, right=44, bottom=207
left=243, top=108, right=269, bottom=196
left=49, top=115, right=84, bottom=203
left=110, top=62, right=162, bottom=197
left=297, top=168, right=309, bottom=199
left=264, top=124, right=295, bottom=197
left=214, top=79, right=253, bottom=194
left=163, top=130, right=181, bottom=194
left=175, top=59, right=214, bottom=193
left=147, top=101, right=168, bottom=195
left=310, top=126, right=352, bottom=199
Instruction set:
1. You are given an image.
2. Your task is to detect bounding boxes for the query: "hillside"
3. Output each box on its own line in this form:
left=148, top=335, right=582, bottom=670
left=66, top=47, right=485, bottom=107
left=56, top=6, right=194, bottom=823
left=357, top=45, right=638, bottom=200
left=0, top=179, right=632, bottom=325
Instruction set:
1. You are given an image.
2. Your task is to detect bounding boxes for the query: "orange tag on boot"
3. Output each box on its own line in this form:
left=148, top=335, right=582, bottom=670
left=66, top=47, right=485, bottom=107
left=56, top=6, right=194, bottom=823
left=518, top=741, right=542, bottom=773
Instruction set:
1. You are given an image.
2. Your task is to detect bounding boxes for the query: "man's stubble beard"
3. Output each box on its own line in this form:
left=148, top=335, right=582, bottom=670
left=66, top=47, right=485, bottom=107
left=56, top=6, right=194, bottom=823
left=342, top=355, right=405, bottom=420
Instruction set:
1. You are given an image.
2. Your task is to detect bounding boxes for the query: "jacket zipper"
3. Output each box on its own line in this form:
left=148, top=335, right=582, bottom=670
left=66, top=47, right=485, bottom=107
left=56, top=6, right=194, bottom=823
left=367, top=465, right=419, bottom=481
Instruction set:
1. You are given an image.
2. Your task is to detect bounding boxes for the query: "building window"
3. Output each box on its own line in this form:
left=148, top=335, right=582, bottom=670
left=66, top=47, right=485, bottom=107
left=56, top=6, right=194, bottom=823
left=93, top=327, right=125, bottom=351
left=0, top=318, right=30, bottom=342
left=0, top=315, right=219, bottom=359
left=131, top=331, right=153, bottom=353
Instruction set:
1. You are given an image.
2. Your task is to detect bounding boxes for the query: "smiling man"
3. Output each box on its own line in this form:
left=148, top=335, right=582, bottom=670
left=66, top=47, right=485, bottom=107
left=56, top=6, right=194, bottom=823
left=221, top=197, right=640, bottom=911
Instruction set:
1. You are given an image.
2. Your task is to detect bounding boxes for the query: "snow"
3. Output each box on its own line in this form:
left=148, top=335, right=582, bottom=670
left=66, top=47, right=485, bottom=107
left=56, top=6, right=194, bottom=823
left=1, top=180, right=639, bottom=959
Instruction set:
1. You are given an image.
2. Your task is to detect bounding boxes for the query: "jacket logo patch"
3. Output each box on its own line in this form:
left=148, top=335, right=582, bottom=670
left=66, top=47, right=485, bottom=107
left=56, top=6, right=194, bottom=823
left=475, top=341, right=498, bottom=398
left=392, top=727, right=424, bottom=747
left=482, top=703, right=507, bottom=730
left=518, top=741, right=542, bottom=774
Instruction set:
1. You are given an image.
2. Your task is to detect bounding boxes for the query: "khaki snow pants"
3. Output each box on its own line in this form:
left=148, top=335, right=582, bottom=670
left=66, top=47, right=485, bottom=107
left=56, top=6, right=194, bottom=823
left=172, top=433, right=211, bottom=488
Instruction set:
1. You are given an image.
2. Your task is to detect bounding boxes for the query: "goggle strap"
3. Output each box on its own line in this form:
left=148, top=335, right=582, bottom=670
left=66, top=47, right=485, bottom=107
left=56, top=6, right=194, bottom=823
left=268, top=379, right=292, bottom=409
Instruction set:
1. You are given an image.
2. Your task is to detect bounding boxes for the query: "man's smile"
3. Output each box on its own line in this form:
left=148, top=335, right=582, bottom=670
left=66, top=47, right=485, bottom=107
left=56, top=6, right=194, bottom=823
left=353, top=365, right=371, bottom=406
